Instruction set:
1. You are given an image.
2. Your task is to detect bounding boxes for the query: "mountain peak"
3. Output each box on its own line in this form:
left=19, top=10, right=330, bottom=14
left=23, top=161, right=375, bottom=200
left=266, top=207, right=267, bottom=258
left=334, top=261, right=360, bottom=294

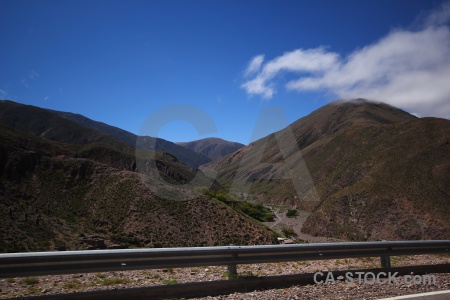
left=314, top=98, right=416, bottom=125
left=287, top=99, right=416, bottom=149
left=176, top=137, right=245, bottom=161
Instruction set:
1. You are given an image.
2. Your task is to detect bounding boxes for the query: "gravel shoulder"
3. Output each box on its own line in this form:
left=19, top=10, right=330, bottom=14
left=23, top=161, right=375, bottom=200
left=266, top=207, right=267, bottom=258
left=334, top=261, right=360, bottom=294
left=1, top=254, right=448, bottom=299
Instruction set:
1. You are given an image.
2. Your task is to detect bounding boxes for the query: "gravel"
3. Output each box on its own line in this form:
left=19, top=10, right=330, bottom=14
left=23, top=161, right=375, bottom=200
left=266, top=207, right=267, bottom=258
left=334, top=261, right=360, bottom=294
left=0, top=254, right=448, bottom=299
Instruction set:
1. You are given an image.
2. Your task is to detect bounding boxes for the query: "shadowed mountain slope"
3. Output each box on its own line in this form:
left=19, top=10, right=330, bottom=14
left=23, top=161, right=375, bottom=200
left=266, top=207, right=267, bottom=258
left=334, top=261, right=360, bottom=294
left=0, top=100, right=210, bottom=169
left=202, top=99, right=450, bottom=241
left=53, top=109, right=211, bottom=169
left=177, top=137, right=245, bottom=161
left=0, top=100, right=132, bottom=153
left=0, top=124, right=277, bottom=252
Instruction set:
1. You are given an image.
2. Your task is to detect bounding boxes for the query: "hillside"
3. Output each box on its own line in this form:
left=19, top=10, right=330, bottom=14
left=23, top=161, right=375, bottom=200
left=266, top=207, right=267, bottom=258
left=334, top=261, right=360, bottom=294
left=177, top=137, right=245, bottom=161
left=0, top=100, right=132, bottom=154
left=0, top=100, right=210, bottom=169
left=202, top=99, right=450, bottom=241
left=53, top=109, right=211, bottom=169
left=0, top=124, right=277, bottom=252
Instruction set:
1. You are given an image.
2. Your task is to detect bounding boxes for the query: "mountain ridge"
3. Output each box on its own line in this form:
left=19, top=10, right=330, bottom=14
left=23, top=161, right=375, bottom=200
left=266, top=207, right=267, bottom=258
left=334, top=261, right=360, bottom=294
left=50, top=106, right=212, bottom=169
left=176, top=137, right=245, bottom=161
left=202, top=99, right=450, bottom=241
left=2, top=98, right=448, bottom=244
left=0, top=100, right=210, bottom=169
left=0, top=121, right=277, bottom=252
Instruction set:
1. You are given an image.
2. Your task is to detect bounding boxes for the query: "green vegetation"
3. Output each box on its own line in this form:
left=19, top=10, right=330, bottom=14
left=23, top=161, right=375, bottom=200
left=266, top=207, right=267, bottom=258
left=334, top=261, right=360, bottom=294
left=238, top=271, right=259, bottom=279
left=22, top=277, right=39, bottom=285
left=197, top=187, right=275, bottom=222
left=281, top=226, right=297, bottom=238
left=235, top=201, right=275, bottom=222
left=95, top=273, right=107, bottom=279
left=286, top=209, right=298, bottom=217
left=163, top=278, right=179, bottom=285
left=297, top=261, right=310, bottom=267
left=63, top=279, right=82, bottom=290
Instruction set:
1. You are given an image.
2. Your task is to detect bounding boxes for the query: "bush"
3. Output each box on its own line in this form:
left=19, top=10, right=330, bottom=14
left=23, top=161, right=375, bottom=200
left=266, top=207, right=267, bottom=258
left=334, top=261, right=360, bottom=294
left=238, top=202, right=275, bottom=222
left=286, top=209, right=298, bottom=217
left=97, top=277, right=130, bottom=286
left=22, top=277, right=39, bottom=285
left=282, top=226, right=298, bottom=237
left=163, top=278, right=178, bottom=285
left=202, top=189, right=275, bottom=222
left=193, top=186, right=209, bottom=194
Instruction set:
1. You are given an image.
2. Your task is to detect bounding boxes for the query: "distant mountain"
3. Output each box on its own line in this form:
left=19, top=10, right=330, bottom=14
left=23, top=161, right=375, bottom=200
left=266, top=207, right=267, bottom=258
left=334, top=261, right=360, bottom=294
left=202, top=99, right=450, bottom=241
left=0, top=100, right=210, bottom=169
left=0, top=100, right=132, bottom=153
left=0, top=123, right=276, bottom=252
left=177, top=137, right=245, bottom=161
left=53, top=109, right=211, bottom=169
left=52, top=110, right=138, bottom=146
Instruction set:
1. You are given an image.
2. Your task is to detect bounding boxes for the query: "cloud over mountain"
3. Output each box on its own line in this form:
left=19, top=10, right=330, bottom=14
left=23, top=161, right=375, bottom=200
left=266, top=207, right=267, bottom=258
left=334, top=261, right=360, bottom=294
left=242, top=2, right=450, bottom=118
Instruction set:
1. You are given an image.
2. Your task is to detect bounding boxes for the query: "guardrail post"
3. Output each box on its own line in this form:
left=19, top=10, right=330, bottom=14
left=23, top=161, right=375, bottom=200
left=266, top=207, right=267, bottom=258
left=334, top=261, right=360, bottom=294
left=228, top=244, right=238, bottom=280
left=227, top=263, right=237, bottom=280
left=380, top=240, right=391, bottom=268
left=380, top=255, right=391, bottom=268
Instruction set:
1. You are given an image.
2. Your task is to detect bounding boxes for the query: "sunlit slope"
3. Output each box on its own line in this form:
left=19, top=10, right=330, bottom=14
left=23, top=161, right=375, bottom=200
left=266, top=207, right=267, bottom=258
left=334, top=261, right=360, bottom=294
left=204, top=99, right=449, bottom=240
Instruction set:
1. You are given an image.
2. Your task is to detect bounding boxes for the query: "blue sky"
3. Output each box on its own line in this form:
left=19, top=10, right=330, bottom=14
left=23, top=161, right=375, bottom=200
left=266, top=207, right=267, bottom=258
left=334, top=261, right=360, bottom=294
left=1, top=0, right=449, bottom=145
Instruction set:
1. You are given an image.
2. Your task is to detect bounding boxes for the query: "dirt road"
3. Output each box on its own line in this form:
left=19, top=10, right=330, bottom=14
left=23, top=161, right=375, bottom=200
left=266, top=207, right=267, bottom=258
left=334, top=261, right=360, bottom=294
left=265, top=209, right=335, bottom=242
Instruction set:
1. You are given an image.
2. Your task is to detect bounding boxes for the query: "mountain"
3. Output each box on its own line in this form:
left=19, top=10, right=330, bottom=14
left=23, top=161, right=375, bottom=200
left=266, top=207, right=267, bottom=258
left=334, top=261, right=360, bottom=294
left=52, top=109, right=211, bottom=169
left=176, top=137, right=245, bottom=161
left=202, top=99, right=450, bottom=241
left=0, top=100, right=210, bottom=169
left=0, top=100, right=132, bottom=153
left=0, top=123, right=277, bottom=252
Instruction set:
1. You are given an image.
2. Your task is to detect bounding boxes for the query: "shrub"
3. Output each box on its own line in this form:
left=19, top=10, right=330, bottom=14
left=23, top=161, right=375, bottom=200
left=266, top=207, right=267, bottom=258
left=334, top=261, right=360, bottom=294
left=98, top=277, right=130, bottom=286
left=202, top=189, right=275, bottom=222
left=193, top=186, right=209, bottom=194
left=286, top=209, right=298, bottom=217
left=282, top=226, right=298, bottom=237
left=163, top=278, right=178, bottom=285
left=22, top=277, right=39, bottom=285
left=63, top=279, right=82, bottom=289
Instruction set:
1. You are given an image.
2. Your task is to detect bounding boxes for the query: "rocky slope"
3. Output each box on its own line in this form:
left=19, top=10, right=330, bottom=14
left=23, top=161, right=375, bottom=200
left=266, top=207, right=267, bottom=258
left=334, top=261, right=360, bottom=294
left=0, top=124, right=277, bottom=252
left=202, top=99, right=450, bottom=241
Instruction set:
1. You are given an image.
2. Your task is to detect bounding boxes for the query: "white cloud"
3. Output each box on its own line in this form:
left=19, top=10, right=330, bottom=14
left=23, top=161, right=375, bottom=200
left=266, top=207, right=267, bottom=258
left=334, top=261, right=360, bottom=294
left=0, top=89, right=7, bottom=99
left=242, top=2, right=450, bottom=118
left=244, top=54, right=264, bottom=76
left=425, top=1, right=450, bottom=27
left=242, top=76, right=275, bottom=99
left=242, top=48, right=339, bottom=99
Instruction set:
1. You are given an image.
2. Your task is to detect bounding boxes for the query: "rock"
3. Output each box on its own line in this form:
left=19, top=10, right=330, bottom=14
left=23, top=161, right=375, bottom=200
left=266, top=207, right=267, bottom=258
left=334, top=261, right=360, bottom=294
left=80, top=236, right=106, bottom=249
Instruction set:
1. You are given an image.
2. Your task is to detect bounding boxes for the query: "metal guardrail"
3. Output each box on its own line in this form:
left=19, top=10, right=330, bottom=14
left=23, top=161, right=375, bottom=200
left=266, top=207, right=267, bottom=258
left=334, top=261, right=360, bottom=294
left=0, top=240, right=449, bottom=279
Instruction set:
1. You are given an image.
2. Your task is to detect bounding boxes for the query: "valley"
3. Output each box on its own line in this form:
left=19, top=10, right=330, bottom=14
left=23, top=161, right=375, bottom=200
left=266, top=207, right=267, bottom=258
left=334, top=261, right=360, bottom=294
left=0, top=98, right=449, bottom=253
